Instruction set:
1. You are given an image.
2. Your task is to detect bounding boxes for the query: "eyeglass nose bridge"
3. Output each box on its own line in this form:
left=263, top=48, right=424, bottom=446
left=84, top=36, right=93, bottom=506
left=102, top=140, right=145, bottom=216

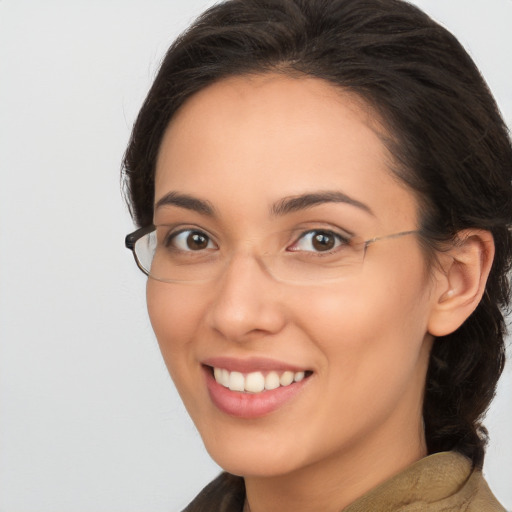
left=215, top=248, right=281, bottom=284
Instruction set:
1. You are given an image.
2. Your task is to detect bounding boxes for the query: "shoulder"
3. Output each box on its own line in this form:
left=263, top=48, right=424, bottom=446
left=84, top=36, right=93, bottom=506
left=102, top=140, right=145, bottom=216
left=344, top=451, right=506, bottom=512
left=424, top=452, right=506, bottom=511
left=463, top=469, right=507, bottom=512
left=182, top=472, right=245, bottom=512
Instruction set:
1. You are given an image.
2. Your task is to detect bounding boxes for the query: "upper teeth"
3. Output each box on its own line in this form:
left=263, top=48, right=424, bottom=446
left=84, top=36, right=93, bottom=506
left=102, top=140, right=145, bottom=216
left=213, top=368, right=306, bottom=393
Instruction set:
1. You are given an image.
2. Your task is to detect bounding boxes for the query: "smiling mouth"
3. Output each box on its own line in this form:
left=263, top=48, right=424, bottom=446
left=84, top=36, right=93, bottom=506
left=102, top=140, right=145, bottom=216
left=209, top=366, right=313, bottom=394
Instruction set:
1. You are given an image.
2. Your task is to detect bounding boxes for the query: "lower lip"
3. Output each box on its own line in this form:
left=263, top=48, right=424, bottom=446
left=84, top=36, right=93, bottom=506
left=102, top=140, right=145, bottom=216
left=204, top=366, right=310, bottom=419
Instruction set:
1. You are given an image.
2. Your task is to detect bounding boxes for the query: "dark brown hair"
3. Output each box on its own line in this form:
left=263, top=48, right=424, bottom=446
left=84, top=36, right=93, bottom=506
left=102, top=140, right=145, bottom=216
left=123, top=0, right=512, bottom=468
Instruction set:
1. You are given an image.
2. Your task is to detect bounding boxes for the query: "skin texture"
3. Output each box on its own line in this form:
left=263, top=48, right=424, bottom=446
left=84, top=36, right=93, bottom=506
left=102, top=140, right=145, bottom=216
left=146, top=74, right=493, bottom=512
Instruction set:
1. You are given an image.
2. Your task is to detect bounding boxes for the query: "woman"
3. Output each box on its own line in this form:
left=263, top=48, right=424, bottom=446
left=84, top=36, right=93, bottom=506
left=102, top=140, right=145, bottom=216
left=123, top=0, right=512, bottom=510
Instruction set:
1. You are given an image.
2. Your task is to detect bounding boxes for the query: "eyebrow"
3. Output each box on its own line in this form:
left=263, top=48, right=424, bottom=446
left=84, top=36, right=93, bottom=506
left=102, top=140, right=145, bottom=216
left=271, top=191, right=374, bottom=216
left=154, top=190, right=373, bottom=218
left=155, top=192, right=216, bottom=216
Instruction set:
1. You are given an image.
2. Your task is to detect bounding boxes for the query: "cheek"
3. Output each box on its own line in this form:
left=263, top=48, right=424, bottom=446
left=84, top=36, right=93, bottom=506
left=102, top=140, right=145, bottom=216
left=296, top=254, right=432, bottom=390
left=146, top=281, right=203, bottom=374
left=291, top=278, right=432, bottom=456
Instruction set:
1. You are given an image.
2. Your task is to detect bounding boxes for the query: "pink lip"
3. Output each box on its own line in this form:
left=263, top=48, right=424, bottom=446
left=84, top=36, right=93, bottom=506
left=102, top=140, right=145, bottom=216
left=202, top=364, right=311, bottom=419
left=202, top=356, right=308, bottom=373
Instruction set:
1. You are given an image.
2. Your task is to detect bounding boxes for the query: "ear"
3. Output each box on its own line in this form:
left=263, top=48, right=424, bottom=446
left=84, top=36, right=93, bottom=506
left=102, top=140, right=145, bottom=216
left=427, top=229, right=494, bottom=337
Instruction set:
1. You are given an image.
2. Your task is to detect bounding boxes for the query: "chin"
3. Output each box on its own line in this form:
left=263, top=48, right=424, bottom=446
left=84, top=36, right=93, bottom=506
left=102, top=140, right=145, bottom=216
left=197, top=421, right=308, bottom=478
left=208, top=446, right=302, bottom=478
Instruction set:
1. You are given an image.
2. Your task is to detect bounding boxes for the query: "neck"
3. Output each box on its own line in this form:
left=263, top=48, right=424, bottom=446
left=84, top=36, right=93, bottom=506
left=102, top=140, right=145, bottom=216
left=244, top=417, right=427, bottom=512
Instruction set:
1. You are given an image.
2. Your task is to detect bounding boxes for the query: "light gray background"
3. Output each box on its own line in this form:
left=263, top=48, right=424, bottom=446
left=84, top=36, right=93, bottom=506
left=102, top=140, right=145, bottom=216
left=0, top=1, right=510, bottom=511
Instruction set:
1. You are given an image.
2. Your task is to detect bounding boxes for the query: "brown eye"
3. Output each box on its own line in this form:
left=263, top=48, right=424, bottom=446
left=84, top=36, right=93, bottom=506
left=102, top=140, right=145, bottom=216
left=289, top=229, right=349, bottom=253
left=167, top=229, right=215, bottom=251
left=187, top=231, right=209, bottom=250
left=312, top=232, right=336, bottom=251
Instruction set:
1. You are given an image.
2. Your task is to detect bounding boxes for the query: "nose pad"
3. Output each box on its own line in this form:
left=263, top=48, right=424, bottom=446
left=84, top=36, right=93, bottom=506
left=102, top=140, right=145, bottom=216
left=206, top=253, right=287, bottom=342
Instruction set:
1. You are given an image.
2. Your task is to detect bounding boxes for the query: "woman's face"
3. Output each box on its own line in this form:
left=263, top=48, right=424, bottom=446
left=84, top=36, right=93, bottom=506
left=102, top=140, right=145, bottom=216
left=148, top=74, right=439, bottom=478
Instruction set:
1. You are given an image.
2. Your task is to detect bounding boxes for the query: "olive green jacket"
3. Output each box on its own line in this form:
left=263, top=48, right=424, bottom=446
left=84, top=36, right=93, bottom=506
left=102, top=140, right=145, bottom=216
left=183, top=451, right=506, bottom=511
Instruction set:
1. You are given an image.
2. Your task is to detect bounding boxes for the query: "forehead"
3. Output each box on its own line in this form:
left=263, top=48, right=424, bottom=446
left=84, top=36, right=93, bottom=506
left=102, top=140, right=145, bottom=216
left=155, top=73, right=418, bottom=229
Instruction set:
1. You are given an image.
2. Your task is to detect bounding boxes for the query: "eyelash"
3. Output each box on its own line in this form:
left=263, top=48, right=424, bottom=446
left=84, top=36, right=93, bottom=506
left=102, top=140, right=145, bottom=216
left=162, top=227, right=352, bottom=254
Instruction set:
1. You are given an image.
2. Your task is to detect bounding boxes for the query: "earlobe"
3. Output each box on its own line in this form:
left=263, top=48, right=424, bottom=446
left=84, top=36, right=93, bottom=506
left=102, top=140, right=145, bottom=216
left=427, top=229, right=494, bottom=337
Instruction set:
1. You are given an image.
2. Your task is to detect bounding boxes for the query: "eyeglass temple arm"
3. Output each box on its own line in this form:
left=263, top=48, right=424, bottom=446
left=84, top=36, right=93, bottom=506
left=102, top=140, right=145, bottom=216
left=364, top=230, right=419, bottom=247
left=125, top=225, right=155, bottom=250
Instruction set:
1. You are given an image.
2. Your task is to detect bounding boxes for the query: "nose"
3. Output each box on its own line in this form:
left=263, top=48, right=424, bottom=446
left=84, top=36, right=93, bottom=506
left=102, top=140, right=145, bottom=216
left=206, top=253, right=287, bottom=342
